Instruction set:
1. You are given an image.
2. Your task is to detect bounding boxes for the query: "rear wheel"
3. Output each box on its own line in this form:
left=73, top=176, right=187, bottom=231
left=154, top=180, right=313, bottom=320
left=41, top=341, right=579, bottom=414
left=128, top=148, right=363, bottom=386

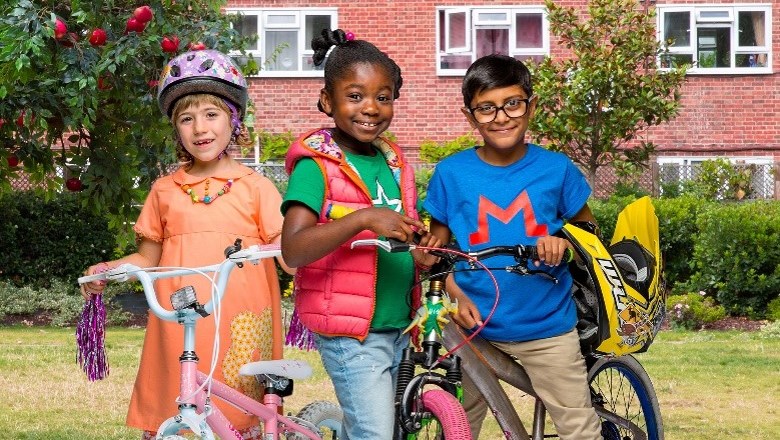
left=409, top=389, right=472, bottom=440
left=588, top=355, right=663, bottom=440
left=288, top=400, right=343, bottom=439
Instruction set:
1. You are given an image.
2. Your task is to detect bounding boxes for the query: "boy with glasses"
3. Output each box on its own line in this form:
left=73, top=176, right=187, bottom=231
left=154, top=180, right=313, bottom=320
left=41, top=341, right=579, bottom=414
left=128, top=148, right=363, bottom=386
left=424, top=54, right=603, bottom=439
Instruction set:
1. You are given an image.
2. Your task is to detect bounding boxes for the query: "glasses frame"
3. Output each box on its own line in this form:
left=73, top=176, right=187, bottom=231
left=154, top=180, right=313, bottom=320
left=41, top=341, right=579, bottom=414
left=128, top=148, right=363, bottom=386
left=467, top=95, right=535, bottom=124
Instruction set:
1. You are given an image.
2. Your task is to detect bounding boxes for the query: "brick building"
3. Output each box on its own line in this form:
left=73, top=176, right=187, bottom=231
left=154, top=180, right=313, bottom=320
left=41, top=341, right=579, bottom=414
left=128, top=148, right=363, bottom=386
left=225, top=0, right=780, bottom=198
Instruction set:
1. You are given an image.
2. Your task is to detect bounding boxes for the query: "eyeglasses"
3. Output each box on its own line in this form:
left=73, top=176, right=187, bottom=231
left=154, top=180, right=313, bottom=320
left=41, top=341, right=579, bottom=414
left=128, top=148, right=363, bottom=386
left=467, top=96, right=535, bottom=124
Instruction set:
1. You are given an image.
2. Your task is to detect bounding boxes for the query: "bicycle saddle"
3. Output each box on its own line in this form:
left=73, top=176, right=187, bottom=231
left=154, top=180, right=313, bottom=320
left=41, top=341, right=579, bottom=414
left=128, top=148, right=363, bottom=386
left=239, top=359, right=313, bottom=380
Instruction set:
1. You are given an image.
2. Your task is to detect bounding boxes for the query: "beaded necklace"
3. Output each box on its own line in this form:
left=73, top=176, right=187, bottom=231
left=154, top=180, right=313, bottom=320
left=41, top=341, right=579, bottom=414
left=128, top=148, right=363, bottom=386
left=180, top=178, right=233, bottom=204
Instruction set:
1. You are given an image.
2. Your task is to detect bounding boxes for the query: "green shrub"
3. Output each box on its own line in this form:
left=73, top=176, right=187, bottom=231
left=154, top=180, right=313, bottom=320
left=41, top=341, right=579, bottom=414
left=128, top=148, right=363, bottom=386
left=767, top=296, right=780, bottom=322
left=759, top=320, right=780, bottom=339
left=257, top=130, right=295, bottom=162
left=0, top=279, right=130, bottom=326
left=418, top=133, right=480, bottom=164
left=652, top=196, right=713, bottom=287
left=685, top=201, right=780, bottom=317
left=666, top=292, right=726, bottom=330
left=0, top=192, right=117, bottom=287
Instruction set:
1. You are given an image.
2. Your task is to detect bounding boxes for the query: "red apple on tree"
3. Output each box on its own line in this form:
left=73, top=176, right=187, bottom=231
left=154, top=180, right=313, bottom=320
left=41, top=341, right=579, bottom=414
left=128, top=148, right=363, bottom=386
left=97, top=75, right=113, bottom=91
left=16, top=111, right=25, bottom=127
left=54, top=17, right=67, bottom=39
left=66, top=177, right=83, bottom=192
left=125, top=17, right=146, bottom=34
left=161, top=35, right=180, bottom=53
left=89, top=28, right=107, bottom=47
left=0, top=118, right=4, bottom=129
left=133, top=6, right=154, bottom=23
left=188, top=41, right=206, bottom=51
left=7, top=154, right=19, bottom=168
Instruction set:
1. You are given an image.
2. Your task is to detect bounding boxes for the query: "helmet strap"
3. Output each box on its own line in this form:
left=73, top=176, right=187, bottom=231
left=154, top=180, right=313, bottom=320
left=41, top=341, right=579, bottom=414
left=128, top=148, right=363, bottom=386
left=223, top=99, right=243, bottom=139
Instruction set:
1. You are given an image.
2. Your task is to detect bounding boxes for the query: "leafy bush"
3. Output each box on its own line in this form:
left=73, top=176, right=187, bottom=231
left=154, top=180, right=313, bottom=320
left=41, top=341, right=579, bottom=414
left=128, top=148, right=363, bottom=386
left=0, top=192, right=117, bottom=287
left=0, top=279, right=130, bottom=327
left=257, top=130, right=295, bottom=162
left=766, top=296, right=780, bottom=322
left=686, top=201, right=780, bottom=317
left=666, top=292, right=726, bottom=330
left=418, top=133, right=480, bottom=164
left=652, top=196, right=713, bottom=287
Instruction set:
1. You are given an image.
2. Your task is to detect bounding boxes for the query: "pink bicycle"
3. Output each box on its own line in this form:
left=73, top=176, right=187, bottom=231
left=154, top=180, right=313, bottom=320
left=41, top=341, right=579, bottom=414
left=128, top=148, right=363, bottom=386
left=78, top=241, right=342, bottom=440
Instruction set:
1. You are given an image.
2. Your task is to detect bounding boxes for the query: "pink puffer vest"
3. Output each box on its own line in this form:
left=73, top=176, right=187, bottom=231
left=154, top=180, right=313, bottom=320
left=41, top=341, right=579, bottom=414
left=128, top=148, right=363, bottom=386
left=285, top=128, right=421, bottom=341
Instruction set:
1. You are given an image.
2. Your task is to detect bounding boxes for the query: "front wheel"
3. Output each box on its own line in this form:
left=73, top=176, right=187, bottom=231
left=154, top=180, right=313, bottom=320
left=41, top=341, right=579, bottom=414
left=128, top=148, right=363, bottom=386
left=409, top=389, right=472, bottom=440
left=588, top=355, right=664, bottom=440
left=287, top=400, right=343, bottom=439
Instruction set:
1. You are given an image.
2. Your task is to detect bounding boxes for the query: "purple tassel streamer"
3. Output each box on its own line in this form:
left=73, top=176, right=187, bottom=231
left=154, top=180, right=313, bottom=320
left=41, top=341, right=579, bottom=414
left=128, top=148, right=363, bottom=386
left=75, top=294, right=109, bottom=381
left=285, top=308, right=317, bottom=351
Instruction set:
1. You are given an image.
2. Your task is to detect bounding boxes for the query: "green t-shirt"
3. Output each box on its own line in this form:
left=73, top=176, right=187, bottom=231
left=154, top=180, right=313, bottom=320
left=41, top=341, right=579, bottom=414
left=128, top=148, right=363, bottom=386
left=282, top=152, right=414, bottom=330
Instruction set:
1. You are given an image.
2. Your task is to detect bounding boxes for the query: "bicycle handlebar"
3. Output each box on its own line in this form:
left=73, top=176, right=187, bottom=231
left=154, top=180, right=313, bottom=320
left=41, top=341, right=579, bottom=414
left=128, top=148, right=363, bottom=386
left=77, top=244, right=281, bottom=322
left=351, top=238, right=569, bottom=263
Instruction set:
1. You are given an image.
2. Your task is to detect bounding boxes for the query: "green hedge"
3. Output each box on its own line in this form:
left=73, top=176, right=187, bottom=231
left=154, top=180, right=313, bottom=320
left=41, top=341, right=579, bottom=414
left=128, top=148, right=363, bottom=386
left=0, top=192, right=117, bottom=287
left=686, top=201, right=780, bottom=317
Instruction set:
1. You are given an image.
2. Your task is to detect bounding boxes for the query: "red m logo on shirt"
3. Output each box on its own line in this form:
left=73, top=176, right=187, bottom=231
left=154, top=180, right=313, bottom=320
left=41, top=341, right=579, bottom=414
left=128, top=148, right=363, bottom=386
left=468, top=191, right=548, bottom=246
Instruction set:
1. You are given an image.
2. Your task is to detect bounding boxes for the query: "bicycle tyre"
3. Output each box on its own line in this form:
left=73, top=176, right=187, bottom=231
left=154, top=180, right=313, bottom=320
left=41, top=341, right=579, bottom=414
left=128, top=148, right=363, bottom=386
left=409, top=389, right=472, bottom=440
left=287, top=400, right=343, bottom=439
left=588, top=355, right=664, bottom=440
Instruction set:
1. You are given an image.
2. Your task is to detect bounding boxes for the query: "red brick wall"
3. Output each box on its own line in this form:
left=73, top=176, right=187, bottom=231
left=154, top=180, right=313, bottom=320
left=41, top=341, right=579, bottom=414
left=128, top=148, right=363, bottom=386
left=228, top=0, right=780, bottom=164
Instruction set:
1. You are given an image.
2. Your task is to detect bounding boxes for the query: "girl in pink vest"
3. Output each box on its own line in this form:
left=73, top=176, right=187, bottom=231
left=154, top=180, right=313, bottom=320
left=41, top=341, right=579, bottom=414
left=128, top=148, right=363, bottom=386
left=281, top=29, right=440, bottom=440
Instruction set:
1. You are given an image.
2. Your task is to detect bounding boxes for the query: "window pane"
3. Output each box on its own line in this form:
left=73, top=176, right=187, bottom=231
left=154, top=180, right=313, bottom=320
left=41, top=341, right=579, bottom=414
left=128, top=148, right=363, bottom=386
left=477, top=12, right=508, bottom=22
left=302, top=54, right=324, bottom=71
left=660, top=53, right=693, bottom=68
left=267, top=14, right=296, bottom=26
left=476, top=28, right=509, bottom=59
left=697, top=27, right=730, bottom=68
left=440, top=54, right=471, bottom=70
left=448, top=12, right=467, bottom=49
left=515, top=14, right=542, bottom=48
left=736, top=53, right=767, bottom=68
left=664, top=11, right=690, bottom=47
left=738, top=11, right=765, bottom=46
left=305, top=15, right=332, bottom=50
left=265, top=31, right=299, bottom=71
left=235, top=14, right=260, bottom=50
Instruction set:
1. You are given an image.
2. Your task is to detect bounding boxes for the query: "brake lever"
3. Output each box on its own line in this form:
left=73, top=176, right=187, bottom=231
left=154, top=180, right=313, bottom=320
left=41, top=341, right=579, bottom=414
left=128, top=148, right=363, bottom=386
left=507, top=265, right=559, bottom=284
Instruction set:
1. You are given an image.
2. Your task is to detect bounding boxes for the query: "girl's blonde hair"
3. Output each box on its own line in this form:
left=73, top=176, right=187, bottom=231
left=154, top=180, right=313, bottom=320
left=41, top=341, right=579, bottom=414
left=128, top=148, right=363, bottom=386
left=171, top=94, right=253, bottom=164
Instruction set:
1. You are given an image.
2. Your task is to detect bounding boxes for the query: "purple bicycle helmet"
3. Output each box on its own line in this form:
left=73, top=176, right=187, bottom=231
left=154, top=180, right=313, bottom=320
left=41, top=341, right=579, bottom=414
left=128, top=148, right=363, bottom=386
left=157, top=49, right=248, bottom=118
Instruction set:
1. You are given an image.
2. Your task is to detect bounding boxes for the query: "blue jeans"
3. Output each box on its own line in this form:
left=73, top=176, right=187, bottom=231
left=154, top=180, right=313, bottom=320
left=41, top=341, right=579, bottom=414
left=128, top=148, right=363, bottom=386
left=315, top=330, right=409, bottom=440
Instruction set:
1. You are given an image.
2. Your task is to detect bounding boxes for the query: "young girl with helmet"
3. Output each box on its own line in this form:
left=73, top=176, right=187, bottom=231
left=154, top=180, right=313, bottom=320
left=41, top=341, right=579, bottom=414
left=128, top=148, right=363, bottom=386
left=81, top=49, right=291, bottom=439
left=281, top=29, right=441, bottom=440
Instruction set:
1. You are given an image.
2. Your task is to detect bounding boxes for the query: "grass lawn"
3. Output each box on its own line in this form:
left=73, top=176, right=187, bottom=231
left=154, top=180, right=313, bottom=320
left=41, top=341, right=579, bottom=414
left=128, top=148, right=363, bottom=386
left=0, top=326, right=777, bottom=439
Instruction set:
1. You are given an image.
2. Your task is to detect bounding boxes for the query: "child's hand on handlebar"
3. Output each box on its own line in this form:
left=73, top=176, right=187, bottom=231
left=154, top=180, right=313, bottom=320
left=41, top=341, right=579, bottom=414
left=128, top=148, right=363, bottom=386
left=80, top=262, right=109, bottom=301
left=534, top=236, right=572, bottom=267
left=411, top=230, right=441, bottom=268
left=363, top=207, right=426, bottom=243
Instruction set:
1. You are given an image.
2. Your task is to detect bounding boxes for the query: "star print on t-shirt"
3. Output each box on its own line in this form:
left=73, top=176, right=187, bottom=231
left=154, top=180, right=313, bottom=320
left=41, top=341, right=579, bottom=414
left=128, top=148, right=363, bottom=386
left=373, top=179, right=402, bottom=212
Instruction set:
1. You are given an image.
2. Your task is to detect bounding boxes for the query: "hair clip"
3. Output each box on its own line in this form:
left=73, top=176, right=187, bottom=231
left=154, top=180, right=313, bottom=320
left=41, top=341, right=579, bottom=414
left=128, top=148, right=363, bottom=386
left=345, top=31, right=355, bottom=41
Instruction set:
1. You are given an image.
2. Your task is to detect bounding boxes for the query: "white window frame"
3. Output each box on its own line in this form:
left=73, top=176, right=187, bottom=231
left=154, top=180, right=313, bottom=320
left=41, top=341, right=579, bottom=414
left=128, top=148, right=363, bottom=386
left=657, top=4, right=772, bottom=75
left=658, top=156, right=775, bottom=198
left=225, top=7, right=337, bottom=78
left=436, top=5, right=550, bottom=76
left=444, top=8, right=470, bottom=53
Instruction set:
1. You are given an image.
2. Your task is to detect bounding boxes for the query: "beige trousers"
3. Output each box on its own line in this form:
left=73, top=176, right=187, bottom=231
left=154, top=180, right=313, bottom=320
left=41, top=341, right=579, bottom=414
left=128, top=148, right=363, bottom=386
left=461, top=329, right=602, bottom=440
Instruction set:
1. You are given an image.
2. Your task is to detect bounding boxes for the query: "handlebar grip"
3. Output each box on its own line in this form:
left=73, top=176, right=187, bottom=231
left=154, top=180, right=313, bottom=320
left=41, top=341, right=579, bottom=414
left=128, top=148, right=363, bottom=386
left=77, top=273, right=106, bottom=284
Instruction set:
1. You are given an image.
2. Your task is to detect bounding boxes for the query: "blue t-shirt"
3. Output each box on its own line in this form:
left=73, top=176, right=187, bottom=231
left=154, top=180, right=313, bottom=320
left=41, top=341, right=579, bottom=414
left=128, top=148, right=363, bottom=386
left=423, top=145, right=591, bottom=342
